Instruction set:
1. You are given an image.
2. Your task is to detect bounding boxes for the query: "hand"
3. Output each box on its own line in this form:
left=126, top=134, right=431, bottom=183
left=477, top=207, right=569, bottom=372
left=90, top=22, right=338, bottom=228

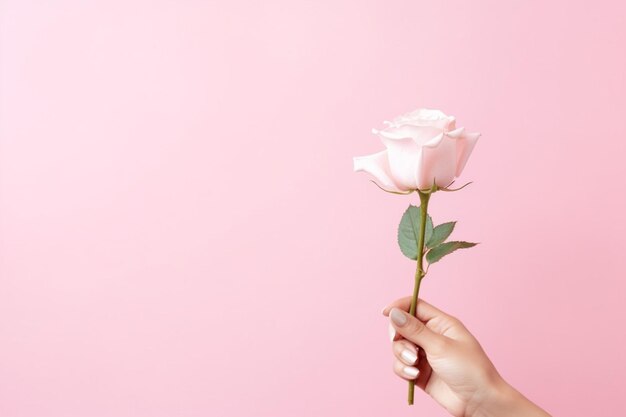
left=382, top=297, right=551, bottom=417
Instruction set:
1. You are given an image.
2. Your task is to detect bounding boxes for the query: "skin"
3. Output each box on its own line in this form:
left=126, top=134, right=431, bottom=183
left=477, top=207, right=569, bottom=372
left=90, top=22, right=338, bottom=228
left=382, top=297, right=552, bottom=417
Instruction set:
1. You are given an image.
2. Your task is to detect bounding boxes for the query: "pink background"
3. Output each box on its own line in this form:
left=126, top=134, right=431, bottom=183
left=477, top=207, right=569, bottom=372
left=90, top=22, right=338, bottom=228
left=1, top=1, right=625, bottom=416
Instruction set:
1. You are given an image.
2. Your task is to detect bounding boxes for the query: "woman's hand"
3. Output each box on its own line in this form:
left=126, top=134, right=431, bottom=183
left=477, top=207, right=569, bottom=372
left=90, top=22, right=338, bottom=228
left=383, top=297, right=551, bottom=417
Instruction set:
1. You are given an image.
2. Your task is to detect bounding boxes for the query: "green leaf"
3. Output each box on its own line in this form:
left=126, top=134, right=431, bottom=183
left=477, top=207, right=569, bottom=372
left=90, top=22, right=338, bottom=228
left=425, top=214, right=434, bottom=245
left=398, top=206, right=419, bottom=260
left=426, top=241, right=478, bottom=264
left=398, top=205, right=433, bottom=260
left=426, top=221, right=456, bottom=248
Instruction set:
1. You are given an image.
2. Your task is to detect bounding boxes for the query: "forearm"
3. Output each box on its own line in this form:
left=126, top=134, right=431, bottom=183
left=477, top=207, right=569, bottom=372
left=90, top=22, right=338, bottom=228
left=468, top=377, right=551, bottom=417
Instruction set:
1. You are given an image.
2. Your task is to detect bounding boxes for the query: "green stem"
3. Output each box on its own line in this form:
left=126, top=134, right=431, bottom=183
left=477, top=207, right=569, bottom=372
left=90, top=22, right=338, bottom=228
left=408, top=189, right=431, bottom=405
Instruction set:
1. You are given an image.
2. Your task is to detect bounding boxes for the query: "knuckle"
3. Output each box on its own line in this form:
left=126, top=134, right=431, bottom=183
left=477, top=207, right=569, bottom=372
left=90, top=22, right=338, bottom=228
left=408, top=317, right=426, bottom=336
left=433, top=336, right=451, bottom=353
left=448, top=315, right=463, bottom=327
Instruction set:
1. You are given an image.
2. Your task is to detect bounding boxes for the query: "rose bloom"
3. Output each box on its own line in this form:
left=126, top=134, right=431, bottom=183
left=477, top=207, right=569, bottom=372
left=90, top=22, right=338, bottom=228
left=353, top=108, right=480, bottom=192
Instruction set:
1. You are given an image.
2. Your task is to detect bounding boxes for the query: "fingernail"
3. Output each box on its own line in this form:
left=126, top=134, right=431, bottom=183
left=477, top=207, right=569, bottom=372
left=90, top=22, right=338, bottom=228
left=390, top=308, right=407, bottom=326
left=403, top=366, right=419, bottom=378
left=401, top=349, right=417, bottom=364
left=388, top=323, right=396, bottom=341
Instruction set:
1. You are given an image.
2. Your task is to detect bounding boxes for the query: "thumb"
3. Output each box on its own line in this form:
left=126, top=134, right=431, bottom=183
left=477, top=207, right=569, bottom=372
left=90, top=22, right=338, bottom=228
left=389, top=308, right=447, bottom=355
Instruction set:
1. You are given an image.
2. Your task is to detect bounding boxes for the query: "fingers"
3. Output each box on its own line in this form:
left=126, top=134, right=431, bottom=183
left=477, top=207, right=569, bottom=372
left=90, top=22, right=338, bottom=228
left=382, top=297, right=450, bottom=323
left=393, top=358, right=420, bottom=380
left=389, top=307, right=447, bottom=354
left=391, top=341, right=433, bottom=388
left=393, top=340, right=418, bottom=365
left=389, top=323, right=399, bottom=342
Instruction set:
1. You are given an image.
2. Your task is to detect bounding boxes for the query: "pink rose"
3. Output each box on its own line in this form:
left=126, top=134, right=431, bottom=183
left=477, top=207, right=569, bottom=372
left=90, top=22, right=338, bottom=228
left=353, top=108, right=480, bottom=192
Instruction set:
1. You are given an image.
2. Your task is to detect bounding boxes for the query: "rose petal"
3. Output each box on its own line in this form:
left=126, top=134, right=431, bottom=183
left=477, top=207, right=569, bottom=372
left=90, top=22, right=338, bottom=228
left=353, top=150, right=406, bottom=192
left=455, top=132, right=480, bottom=177
left=399, top=118, right=454, bottom=130
left=419, top=135, right=457, bottom=189
left=423, top=132, right=445, bottom=148
left=377, top=125, right=444, bottom=146
left=378, top=135, right=422, bottom=190
left=391, top=109, right=455, bottom=130
left=404, top=108, right=447, bottom=120
left=446, top=127, right=465, bottom=138
left=445, top=117, right=456, bottom=131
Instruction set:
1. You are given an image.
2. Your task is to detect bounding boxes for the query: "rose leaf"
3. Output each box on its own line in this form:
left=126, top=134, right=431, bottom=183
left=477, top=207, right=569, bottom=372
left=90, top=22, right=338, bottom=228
left=426, top=221, right=456, bottom=249
left=426, top=241, right=478, bottom=265
left=397, top=205, right=434, bottom=260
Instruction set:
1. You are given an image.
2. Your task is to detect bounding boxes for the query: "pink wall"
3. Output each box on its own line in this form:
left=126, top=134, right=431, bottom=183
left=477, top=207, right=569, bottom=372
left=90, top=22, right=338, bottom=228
left=1, top=1, right=625, bottom=416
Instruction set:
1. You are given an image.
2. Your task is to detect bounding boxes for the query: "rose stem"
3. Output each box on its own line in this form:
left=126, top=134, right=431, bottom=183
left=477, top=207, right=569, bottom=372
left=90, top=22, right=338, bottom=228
left=408, top=189, right=430, bottom=406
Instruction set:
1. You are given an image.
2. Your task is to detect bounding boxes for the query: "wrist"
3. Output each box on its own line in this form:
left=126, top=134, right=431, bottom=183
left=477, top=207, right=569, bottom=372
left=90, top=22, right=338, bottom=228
left=467, top=376, right=551, bottom=417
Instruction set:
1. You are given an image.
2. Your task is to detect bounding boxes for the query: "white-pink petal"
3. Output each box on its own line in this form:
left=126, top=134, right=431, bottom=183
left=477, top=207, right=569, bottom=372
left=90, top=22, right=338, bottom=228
left=353, top=150, right=406, bottom=193
left=379, top=135, right=422, bottom=190
left=455, top=132, right=480, bottom=177
left=423, top=132, right=445, bottom=148
left=446, top=127, right=465, bottom=138
left=419, top=135, right=457, bottom=189
left=377, top=125, right=445, bottom=146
